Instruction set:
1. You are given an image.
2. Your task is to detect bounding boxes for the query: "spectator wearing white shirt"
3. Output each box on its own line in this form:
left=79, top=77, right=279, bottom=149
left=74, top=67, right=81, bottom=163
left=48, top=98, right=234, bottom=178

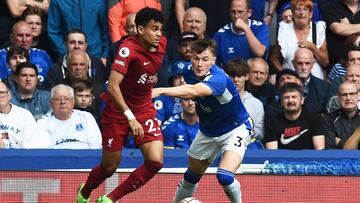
left=36, top=84, right=101, bottom=149
left=0, top=80, right=44, bottom=148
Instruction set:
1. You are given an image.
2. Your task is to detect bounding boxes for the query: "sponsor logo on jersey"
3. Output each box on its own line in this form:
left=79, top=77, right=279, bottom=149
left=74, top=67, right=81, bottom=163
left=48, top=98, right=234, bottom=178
left=137, top=74, right=148, bottom=84
left=199, top=103, right=212, bottom=113
left=177, top=135, right=185, bottom=141
left=143, top=61, right=151, bottom=65
left=154, top=133, right=161, bottom=137
left=56, top=138, right=80, bottom=145
left=227, top=47, right=235, bottom=54
left=119, top=47, right=130, bottom=57
left=75, top=123, right=84, bottom=131
left=177, top=62, right=185, bottom=69
left=280, top=127, right=308, bottom=145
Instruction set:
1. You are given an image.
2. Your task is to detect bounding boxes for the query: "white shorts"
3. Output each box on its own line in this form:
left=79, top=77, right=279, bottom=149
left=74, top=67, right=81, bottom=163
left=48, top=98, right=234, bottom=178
left=187, top=123, right=251, bottom=164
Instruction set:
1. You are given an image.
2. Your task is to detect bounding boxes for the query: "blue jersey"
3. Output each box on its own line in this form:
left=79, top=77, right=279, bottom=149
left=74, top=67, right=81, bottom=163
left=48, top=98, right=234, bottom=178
left=0, top=47, right=53, bottom=84
left=161, top=114, right=199, bottom=149
left=183, top=64, right=250, bottom=137
left=213, top=20, right=269, bottom=65
left=153, top=95, right=183, bottom=123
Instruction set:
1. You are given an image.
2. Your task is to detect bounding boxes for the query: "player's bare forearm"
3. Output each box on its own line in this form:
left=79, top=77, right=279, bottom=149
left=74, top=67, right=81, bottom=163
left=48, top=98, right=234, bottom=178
left=152, top=83, right=212, bottom=99
left=108, top=82, right=129, bottom=113
left=108, top=70, right=131, bottom=113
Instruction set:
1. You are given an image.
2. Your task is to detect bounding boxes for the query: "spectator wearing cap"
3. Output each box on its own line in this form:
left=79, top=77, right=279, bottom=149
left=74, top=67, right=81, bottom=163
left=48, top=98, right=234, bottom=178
left=153, top=65, right=185, bottom=125
left=9, top=62, right=50, bottom=120
left=167, top=7, right=208, bottom=64
left=265, top=68, right=302, bottom=120
left=152, top=32, right=198, bottom=125
left=279, top=3, right=292, bottom=24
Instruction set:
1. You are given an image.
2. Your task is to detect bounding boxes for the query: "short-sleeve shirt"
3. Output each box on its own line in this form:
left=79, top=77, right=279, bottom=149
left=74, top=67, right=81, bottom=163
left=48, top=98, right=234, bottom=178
left=161, top=114, right=199, bottom=149
left=153, top=95, right=182, bottom=123
left=0, top=47, right=53, bottom=84
left=102, top=35, right=167, bottom=123
left=183, top=64, right=250, bottom=137
left=213, top=19, right=269, bottom=66
left=321, top=0, right=360, bottom=66
left=264, top=106, right=324, bottom=149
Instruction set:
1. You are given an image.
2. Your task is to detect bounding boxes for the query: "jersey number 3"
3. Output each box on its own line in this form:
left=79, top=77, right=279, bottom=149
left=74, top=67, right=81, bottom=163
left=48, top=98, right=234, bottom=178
left=234, top=136, right=243, bottom=147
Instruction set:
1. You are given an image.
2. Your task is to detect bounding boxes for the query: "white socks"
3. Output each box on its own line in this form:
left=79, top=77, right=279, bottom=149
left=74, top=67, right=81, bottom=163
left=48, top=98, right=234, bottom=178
left=222, top=179, right=242, bottom=203
left=173, top=179, right=198, bottom=203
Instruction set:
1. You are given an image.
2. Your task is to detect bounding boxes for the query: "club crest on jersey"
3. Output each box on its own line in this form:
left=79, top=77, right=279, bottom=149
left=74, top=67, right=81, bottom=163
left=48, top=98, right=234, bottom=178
left=75, top=123, right=84, bottom=131
left=107, top=138, right=113, bottom=148
left=119, top=47, right=130, bottom=57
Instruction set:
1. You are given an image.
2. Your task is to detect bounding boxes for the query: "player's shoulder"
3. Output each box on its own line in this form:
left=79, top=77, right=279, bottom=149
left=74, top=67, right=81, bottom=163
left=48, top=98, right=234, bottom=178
left=11, top=103, right=27, bottom=113
left=117, top=37, right=137, bottom=57
left=209, top=65, right=226, bottom=77
left=73, top=109, right=94, bottom=118
left=249, top=19, right=266, bottom=27
left=215, top=23, right=231, bottom=34
left=153, top=95, right=173, bottom=110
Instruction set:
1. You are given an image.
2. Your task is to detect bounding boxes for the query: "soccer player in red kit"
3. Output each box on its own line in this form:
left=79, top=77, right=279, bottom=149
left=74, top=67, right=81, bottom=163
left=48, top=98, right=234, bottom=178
left=76, top=7, right=166, bottom=203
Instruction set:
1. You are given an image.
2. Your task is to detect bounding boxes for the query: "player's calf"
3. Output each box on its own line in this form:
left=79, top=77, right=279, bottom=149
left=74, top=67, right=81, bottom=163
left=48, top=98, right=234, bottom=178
left=173, top=169, right=202, bottom=203
left=216, top=168, right=242, bottom=203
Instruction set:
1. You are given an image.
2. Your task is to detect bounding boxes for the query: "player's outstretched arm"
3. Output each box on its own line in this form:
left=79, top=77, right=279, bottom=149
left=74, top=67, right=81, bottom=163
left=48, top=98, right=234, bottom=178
left=108, top=70, right=144, bottom=139
left=152, top=83, right=212, bottom=99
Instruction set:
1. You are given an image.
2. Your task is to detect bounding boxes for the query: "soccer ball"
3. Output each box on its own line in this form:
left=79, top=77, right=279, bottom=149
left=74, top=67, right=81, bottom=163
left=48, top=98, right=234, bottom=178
left=179, top=197, right=202, bottom=203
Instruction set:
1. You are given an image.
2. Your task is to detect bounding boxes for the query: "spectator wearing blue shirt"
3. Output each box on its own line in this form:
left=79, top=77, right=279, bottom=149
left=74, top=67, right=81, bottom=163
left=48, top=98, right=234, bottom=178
left=213, top=0, right=269, bottom=67
left=47, top=0, right=110, bottom=63
left=162, top=98, right=199, bottom=149
left=0, top=21, right=52, bottom=85
left=10, top=62, right=50, bottom=120
left=5, top=45, right=29, bottom=75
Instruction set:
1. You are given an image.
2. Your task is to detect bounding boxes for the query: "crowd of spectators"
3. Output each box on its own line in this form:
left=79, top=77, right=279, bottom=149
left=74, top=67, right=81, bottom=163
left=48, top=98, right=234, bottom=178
left=1, top=0, right=360, bottom=150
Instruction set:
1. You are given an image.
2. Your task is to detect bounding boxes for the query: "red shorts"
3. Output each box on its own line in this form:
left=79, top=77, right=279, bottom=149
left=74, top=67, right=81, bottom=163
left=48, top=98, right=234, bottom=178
left=101, top=117, right=163, bottom=151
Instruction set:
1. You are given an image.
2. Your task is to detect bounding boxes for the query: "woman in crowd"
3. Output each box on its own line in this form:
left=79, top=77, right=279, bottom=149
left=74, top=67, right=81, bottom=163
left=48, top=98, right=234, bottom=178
left=270, top=0, right=328, bottom=80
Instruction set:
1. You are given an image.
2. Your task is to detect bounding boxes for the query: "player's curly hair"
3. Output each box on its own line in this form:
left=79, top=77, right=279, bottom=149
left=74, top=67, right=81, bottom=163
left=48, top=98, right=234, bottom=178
left=135, top=7, right=163, bottom=28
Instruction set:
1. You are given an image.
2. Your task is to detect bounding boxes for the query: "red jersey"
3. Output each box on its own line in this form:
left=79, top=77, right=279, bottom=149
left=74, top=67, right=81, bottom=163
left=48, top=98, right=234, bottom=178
left=103, top=35, right=167, bottom=123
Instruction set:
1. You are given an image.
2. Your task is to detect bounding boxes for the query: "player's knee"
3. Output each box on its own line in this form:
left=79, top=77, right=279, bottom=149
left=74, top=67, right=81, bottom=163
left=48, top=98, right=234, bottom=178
left=184, top=169, right=202, bottom=184
left=144, top=160, right=163, bottom=173
left=216, top=168, right=234, bottom=186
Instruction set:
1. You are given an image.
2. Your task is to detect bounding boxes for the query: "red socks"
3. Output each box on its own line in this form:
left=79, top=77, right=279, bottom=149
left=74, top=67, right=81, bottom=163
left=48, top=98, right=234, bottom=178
left=107, top=160, right=163, bottom=201
left=81, top=164, right=114, bottom=199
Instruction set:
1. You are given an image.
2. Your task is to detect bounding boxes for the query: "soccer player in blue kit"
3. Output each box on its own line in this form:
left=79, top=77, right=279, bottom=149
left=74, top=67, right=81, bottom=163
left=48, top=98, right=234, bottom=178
left=152, top=39, right=252, bottom=203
